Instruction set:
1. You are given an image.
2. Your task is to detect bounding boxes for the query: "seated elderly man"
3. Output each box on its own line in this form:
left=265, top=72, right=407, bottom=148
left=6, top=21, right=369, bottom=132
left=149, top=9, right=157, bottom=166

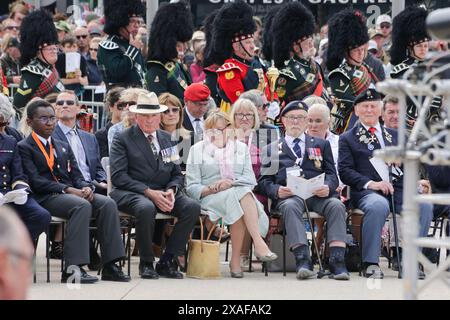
left=258, top=101, right=349, bottom=281
left=110, top=92, right=200, bottom=280
left=338, top=88, right=433, bottom=279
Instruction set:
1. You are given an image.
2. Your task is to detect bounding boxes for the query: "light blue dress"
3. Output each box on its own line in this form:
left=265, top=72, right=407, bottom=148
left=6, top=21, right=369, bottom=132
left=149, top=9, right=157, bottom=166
left=185, top=140, right=269, bottom=237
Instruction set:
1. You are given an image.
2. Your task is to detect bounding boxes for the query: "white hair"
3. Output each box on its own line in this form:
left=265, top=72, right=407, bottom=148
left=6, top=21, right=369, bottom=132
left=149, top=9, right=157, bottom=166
left=308, top=103, right=331, bottom=122
left=0, top=94, right=15, bottom=121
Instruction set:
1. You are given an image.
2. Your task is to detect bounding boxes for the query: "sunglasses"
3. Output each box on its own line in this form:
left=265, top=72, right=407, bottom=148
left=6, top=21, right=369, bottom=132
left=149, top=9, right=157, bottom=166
left=56, top=100, right=76, bottom=106
left=6, top=26, right=19, bottom=30
left=163, top=107, right=180, bottom=114
left=89, top=48, right=98, bottom=52
left=117, top=101, right=136, bottom=110
left=76, top=35, right=88, bottom=39
left=380, top=23, right=391, bottom=29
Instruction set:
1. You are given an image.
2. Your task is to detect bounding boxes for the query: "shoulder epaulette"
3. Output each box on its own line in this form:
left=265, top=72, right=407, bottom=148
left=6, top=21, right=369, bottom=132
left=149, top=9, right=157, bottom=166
left=164, top=61, right=176, bottom=72
left=279, top=67, right=297, bottom=80
left=99, top=40, right=119, bottom=50
left=391, top=63, right=410, bottom=75
left=216, top=62, right=243, bottom=73
left=328, top=67, right=351, bottom=81
left=22, top=64, right=43, bottom=76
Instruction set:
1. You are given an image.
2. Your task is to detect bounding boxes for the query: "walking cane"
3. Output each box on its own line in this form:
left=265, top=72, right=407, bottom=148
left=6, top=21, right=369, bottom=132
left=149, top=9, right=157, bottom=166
left=302, top=198, right=330, bottom=278
left=389, top=165, right=402, bottom=279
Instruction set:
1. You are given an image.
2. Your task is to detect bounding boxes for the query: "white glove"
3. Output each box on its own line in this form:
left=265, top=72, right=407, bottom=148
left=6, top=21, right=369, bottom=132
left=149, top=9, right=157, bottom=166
left=267, top=101, right=280, bottom=121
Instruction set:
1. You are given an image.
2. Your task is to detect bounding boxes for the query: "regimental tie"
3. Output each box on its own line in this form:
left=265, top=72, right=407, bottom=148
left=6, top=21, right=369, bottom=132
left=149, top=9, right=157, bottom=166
left=368, top=127, right=381, bottom=150
left=194, top=118, right=203, bottom=137
left=147, top=134, right=158, bottom=159
left=293, top=137, right=302, bottom=159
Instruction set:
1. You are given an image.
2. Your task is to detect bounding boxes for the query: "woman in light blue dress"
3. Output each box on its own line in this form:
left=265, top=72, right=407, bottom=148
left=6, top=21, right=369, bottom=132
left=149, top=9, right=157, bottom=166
left=186, top=111, right=277, bottom=278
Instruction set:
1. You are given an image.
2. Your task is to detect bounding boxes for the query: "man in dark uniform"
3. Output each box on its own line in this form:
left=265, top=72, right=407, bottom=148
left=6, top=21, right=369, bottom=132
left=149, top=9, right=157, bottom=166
left=13, top=9, right=64, bottom=112
left=272, top=3, right=331, bottom=107
left=258, top=101, right=349, bottom=281
left=327, top=9, right=379, bottom=134
left=18, top=99, right=129, bottom=283
left=146, top=1, right=193, bottom=104
left=209, top=0, right=273, bottom=113
left=390, top=6, right=441, bottom=132
left=97, top=0, right=146, bottom=89
left=338, top=88, right=432, bottom=279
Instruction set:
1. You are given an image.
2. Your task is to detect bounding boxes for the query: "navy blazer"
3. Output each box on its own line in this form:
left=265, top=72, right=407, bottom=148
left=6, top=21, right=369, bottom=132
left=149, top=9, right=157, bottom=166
left=18, top=134, right=91, bottom=202
left=53, top=123, right=107, bottom=183
left=0, top=133, right=29, bottom=194
left=338, top=123, right=402, bottom=207
left=110, top=125, right=184, bottom=196
left=258, top=134, right=338, bottom=207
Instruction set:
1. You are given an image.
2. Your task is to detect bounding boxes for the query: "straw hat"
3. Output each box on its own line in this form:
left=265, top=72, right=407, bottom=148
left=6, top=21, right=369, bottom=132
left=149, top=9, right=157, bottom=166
left=129, top=92, right=168, bottom=114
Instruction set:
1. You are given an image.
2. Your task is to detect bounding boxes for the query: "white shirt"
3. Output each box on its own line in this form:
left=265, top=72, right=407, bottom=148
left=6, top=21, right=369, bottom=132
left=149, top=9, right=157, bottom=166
left=34, top=133, right=57, bottom=158
left=285, top=133, right=305, bottom=163
left=185, top=107, right=204, bottom=134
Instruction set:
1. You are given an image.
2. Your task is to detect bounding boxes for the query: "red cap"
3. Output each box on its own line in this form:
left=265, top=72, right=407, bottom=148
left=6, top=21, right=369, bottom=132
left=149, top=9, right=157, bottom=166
left=184, top=83, right=211, bottom=102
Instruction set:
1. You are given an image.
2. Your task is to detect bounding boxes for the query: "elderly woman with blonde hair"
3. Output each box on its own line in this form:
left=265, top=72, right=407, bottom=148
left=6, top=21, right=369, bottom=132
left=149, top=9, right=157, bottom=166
left=186, top=111, right=277, bottom=278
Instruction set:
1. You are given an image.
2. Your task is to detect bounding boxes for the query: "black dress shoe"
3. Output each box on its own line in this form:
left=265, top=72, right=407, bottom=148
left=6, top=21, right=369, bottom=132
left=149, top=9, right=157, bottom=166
left=61, top=267, right=99, bottom=284
left=156, top=259, right=183, bottom=279
left=101, top=263, right=131, bottom=282
left=139, top=261, right=159, bottom=279
left=363, top=264, right=384, bottom=279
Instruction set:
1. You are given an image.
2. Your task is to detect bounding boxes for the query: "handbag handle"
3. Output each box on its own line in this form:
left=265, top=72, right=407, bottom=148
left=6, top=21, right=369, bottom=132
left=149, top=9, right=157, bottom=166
left=206, top=220, right=225, bottom=242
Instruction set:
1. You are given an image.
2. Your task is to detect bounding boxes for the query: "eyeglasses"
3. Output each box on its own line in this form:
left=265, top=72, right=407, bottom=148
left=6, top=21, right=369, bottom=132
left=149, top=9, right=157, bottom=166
left=234, top=113, right=255, bottom=120
left=89, top=48, right=98, bottom=52
left=6, top=26, right=19, bottom=30
left=76, top=35, right=88, bottom=39
left=163, top=107, right=180, bottom=114
left=261, top=103, right=270, bottom=109
left=35, top=116, right=57, bottom=124
left=210, top=126, right=229, bottom=135
left=56, top=100, right=75, bottom=106
left=41, top=45, right=58, bottom=52
left=380, top=23, right=391, bottom=29
left=284, top=115, right=307, bottom=122
left=117, top=101, right=136, bottom=110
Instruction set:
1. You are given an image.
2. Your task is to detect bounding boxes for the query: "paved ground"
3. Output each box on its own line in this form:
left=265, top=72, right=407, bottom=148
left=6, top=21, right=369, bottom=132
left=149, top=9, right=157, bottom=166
left=28, top=234, right=450, bottom=300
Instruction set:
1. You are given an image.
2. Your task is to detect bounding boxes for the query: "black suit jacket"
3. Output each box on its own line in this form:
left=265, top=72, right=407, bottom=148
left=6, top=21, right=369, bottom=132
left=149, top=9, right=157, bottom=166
left=258, top=134, right=338, bottom=207
left=18, top=134, right=91, bottom=202
left=110, top=125, right=184, bottom=195
left=53, top=123, right=106, bottom=183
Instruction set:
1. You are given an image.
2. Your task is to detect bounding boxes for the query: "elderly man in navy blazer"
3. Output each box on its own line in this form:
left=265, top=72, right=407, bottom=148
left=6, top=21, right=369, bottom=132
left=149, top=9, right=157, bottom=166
left=258, top=101, right=349, bottom=280
left=52, top=91, right=107, bottom=194
left=338, top=88, right=433, bottom=279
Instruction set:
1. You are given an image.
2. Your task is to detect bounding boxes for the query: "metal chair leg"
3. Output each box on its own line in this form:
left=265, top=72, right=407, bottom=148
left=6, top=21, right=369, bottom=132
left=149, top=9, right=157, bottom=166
left=359, top=215, right=364, bottom=277
left=46, top=228, right=50, bottom=283
left=248, top=239, right=253, bottom=272
left=61, top=222, right=65, bottom=273
left=282, top=221, right=286, bottom=277
left=225, top=239, right=229, bottom=262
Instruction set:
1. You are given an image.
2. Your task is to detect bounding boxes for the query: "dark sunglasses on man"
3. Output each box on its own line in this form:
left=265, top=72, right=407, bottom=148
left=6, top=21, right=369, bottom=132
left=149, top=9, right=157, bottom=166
left=117, top=101, right=136, bottom=110
left=56, top=100, right=76, bottom=106
left=76, top=35, right=88, bottom=39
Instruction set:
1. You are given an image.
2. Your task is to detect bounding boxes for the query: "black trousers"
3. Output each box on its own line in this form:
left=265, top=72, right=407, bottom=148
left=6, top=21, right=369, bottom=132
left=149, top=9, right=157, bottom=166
left=112, top=190, right=200, bottom=262
left=40, top=193, right=125, bottom=267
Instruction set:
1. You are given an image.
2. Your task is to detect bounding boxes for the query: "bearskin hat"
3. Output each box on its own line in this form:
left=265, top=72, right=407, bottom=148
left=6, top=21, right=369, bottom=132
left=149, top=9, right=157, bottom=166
left=326, top=9, right=369, bottom=71
left=261, top=5, right=282, bottom=62
left=103, top=0, right=145, bottom=36
left=390, top=6, right=429, bottom=65
left=148, top=1, right=194, bottom=63
left=271, top=3, right=315, bottom=68
left=19, top=9, right=58, bottom=65
left=202, top=9, right=219, bottom=67
left=209, top=0, right=256, bottom=65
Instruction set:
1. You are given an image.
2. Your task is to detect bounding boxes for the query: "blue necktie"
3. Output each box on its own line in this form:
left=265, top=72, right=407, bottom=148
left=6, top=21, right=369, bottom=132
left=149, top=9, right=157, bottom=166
left=293, top=138, right=302, bottom=158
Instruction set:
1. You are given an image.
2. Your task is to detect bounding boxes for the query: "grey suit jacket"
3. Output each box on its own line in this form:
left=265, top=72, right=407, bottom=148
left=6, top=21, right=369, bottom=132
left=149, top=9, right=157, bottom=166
left=110, top=125, right=184, bottom=196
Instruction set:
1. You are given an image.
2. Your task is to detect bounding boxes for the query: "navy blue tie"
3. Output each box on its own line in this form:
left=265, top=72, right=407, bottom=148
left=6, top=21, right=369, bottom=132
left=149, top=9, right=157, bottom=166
left=293, top=138, right=302, bottom=158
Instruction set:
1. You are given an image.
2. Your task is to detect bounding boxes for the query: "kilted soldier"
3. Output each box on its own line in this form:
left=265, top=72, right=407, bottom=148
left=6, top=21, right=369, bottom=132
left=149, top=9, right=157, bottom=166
left=327, top=9, right=379, bottom=134
left=272, top=2, right=332, bottom=107
left=146, top=1, right=193, bottom=104
left=390, top=6, right=441, bottom=132
left=97, top=0, right=146, bottom=89
left=13, top=9, right=64, bottom=111
left=209, top=0, right=273, bottom=113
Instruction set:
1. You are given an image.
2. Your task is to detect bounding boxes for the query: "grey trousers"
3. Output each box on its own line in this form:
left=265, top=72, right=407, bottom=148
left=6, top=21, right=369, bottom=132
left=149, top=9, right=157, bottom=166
left=40, top=193, right=125, bottom=267
left=275, top=196, right=347, bottom=249
left=112, top=190, right=200, bottom=262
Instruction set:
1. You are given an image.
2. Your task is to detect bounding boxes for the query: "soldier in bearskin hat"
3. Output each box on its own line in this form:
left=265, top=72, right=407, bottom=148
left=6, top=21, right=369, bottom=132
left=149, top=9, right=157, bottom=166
left=13, top=9, right=64, bottom=111
left=202, top=10, right=220, bottom=106
left=272, top=2, right=331, bottom=107
left=390, top=6, right=441, bottom=131
left=327, top=9, right=379, bottom=134
left=97, top=0, right=146, bottom=89
left=209, top=0, right=272, bottom=113
left=146, top=1, right=193, bottom=104
left=261, top=5, right=282, bottom=64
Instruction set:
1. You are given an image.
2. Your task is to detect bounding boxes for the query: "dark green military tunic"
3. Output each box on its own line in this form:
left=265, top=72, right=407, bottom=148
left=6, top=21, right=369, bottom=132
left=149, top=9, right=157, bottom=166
left=13, top=58, right=64, bottom=112
left=146, top=60, right=191, bottom=104
left=275, top=55, right=331, bottom=105
left=97, top=35, right=145, bottom=89
left=391, top=57, right=441, bottom=131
